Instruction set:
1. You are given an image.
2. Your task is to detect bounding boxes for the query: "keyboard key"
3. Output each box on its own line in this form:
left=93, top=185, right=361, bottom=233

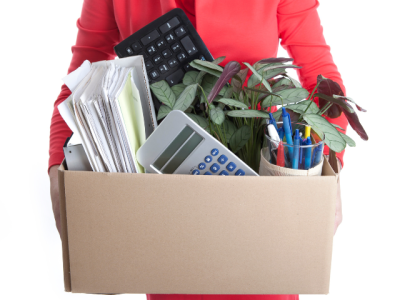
left=226, top=162, right=237, bottom=172
left=204, top=155, right=212, bottom=163
left=153, top=55, right=162, bottom=64
left=156, top=39, right=166, bottom=49
left=145, top=60, right=154, bottom=70
left=137, top=51, right=148, bottom=59
left=192, top=169, right=200, bottom=175
left=184, top=63, right=192, bottom=71
left=126, top=47, right=134, bottom=55
left=165, top=68, right=184, bottom=85
left=210, top=163, right=220, bottom=173
left=149, top=70, right=160, bottom=79
left=211, top=148, right=219, bottom=156
left=204, top=171, right=212, bottom=175
left=159, top=17, right=181, bottom=33
left=171, top=43, right=181, bottom=53
left=199, top=55, right=206, bottom=61
left=132, top=42, right=142, bottom=51
left=175, top=26, right=187, bottom=37
left=165, top=33, right=176, bottom=43
left=162, top=49, right=172, bottom=58
left=141, top=30, right=160, bottom=46
left=177, top=52, right=187, bottom=62
left=235, top=169, right=245, bottom=176
left=219, top=170, right=229, bottom=176
left=159, top=64, right=169, bottom=73
left=168, top=58, right=179, bottom=68
left=180, top=36, right=198, bottom=56
left=198, top=163, right=206, bottom=170
left=147, top=45, right=157, bottom=55
left=218, top=155, right=228, bottom=164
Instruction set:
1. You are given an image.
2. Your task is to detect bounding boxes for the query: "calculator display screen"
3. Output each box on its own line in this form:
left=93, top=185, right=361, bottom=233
left=153, top=126, right=203, bottom=174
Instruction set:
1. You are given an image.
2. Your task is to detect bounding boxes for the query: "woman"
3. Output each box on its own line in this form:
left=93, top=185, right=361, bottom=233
left=49, top=1, right=346, bottom=299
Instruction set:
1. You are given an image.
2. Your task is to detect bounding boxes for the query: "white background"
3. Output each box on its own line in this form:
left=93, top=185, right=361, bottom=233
left=0, top=0, right=399, bottom=299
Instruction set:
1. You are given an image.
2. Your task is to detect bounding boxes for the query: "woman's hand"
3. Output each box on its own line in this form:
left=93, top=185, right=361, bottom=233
left=49, top=165, right=61, bottom=237
left=334, top=160, right=342, bottom=235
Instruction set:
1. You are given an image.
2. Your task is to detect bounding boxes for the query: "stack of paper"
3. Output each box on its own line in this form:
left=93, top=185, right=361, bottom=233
left=58, top=56, right=157, bottom=173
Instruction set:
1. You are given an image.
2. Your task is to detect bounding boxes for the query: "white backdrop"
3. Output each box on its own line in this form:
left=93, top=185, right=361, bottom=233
left=0, top=1, right=398, bottom=299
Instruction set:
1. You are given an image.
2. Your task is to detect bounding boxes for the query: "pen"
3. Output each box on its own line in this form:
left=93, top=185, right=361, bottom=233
left=292, top=129, right=300, bottom=169
left=305, top=125, right=311, bottom=139
left=278, top=127, right=284, bottom=140
left=299, top=138, right=304, bottom=169
left=268, top=113, right=279, bottom=131
left=304, top=137, right=312, bottom=170
left=268, top=123, right=280, bottom=150
left=281, top=107, right=293, bottom=159
left=313, top=143, right=324, bottom=167
left=276, top=141, right=285, bottom=167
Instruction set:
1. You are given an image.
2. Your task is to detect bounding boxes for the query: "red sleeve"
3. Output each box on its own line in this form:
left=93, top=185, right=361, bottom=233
left=277, top=0, right=348, bottom=167
left=48, top=0, right=120, bottom=172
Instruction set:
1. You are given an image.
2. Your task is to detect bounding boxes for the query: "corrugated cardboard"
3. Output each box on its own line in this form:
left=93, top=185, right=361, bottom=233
left=58, top=157, right=338, bottom=294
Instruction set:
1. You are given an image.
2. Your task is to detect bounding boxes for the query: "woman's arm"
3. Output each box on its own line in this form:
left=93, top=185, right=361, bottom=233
left=49, top=0, right=120, bottom=235
left=277, top=0, right=348, bottom=166
left=49, top=0, right=120, bottom=172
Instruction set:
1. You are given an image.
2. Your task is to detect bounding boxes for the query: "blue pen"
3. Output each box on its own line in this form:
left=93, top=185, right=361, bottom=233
left=292, top=129, right=300, bottom=169
left=304, top=137, right=312, bottom=170
left=299, top=139, right=305, bottom=169
left=313, top=143, right=324, bottom=167
left=268, top=113, right=278, bottom=131
left=278, top=127, right=284, bottom=140
left=281, top=107, right=293, bottom=159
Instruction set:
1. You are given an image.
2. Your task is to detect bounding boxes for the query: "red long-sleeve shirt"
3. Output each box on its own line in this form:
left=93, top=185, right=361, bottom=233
left=49, top=0, right=348, bottom=172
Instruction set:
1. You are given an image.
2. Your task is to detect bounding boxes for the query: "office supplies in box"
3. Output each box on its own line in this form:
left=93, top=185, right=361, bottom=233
left=58, top=156, right=338, bottom=294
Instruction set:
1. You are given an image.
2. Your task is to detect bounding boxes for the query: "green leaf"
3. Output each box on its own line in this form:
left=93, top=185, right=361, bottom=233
left=230, top=125, right=251, bottom=153
left=217, top=98, right=249, bottom=109
left=339, top=132, right=356, bottom=147
left=284, top=74, right=302, bottom=88
left=227, top=110, right=270, bottom=118
left=189, top=60, right=223, bottom=77
left=173, top=84, right=197, bottom=111
left=285, top=100, right=320, bottom=115
left=150, top=80, right=176, bottom=109
left=171, top=83, right=186, bottom=98
left=272, top=78, right=292, bottom=88
left=195, top=57, right=226, bottom=84
left=210, top=107, right=225, bottom=125
left=261, top=88, right=309, bottom=108
left=303, top=114, right=346, bottom=153
left=186, top=113, right=211, bottom=133
left=272, top=109, right=282, bottom=122
left=156, top=105, right=172, bottom=120
left=222, top=119, right=237, bottom=143
left=223, top=85, right=233, bottom=98
left=332, top=123, right=344, bottom=131
left=243, top=62, right=272, bottom=92
left=212, top=56, right=226, bottom=65
left=182, top=71, right=200, bottom=85
left=218, top=102, right=225, bottom=109
left=202, top=74, right=219, bottom=95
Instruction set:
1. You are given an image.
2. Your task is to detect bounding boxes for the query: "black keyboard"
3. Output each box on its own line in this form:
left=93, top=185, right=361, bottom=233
left=114, top=8, right=214, bottom=111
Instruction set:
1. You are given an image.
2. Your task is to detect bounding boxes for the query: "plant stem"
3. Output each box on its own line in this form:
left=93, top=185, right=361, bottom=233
left=319, top=103, right=333, bottom=116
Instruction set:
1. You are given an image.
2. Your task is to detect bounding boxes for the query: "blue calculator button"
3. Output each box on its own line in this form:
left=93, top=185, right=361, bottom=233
left=217, top=155, right=228, bottom=164
left=210, top=163, right=220, bottom=173
left=198, top=163, right=206, bottom=170
left=192, top=169, right=200, bottom=175
left=235, top=169, right=245, bottom=176
left=211, top=148, right=219, bottom=156
left=205, top=155, right=213, bottom=163
left=226, top=162, right=237, bottom=172
left=219, top=170, right=229, bottom=176
left=204, top=171, right=212, bottom=175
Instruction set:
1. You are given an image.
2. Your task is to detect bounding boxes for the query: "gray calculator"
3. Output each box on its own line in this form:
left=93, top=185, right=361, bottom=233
left=136, top=110, right=258, bottom=176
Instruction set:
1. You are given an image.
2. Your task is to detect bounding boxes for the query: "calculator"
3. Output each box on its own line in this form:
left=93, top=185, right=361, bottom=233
left=114, top=8, right=214, bottom=110
left=136, top=110, right=259, bottom=176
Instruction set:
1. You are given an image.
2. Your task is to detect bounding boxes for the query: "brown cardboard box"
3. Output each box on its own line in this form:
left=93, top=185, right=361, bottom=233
left=58, top=157, right=337, bottom=294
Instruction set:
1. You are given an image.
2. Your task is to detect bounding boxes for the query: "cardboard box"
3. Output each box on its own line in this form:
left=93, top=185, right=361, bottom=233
left=58, top=157, right=338, bottom=294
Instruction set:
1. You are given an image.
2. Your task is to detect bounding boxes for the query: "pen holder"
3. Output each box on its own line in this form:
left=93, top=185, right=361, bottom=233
left=260, top=122, right=325, bottom=176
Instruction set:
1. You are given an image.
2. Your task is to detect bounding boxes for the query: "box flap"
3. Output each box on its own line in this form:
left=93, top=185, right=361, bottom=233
left=58, top=162, right=71, bottom=292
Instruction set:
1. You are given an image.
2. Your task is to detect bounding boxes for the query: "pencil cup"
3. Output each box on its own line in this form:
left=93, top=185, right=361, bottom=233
left=260, top=121, right=325, bottom=176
